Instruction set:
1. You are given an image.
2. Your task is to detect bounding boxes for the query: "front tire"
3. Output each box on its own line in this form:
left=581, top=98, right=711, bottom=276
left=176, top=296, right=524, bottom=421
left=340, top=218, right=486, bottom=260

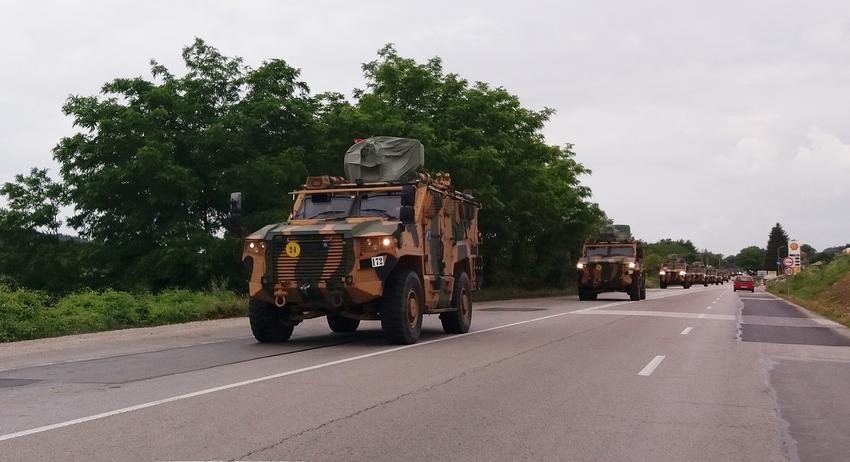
left=441, top=272, right=472, bottom=334
left=249, top=299, right=294, bottom=343
left=578, top=283, right=596, bottom=301
left=327, top=314, right=360, bottom=333
left=380, top=270, right=424, bottom=344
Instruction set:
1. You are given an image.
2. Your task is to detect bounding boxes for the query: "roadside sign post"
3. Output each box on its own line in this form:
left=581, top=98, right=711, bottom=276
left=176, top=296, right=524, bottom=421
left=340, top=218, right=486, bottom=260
left=788, top=240, right=802, bottom=273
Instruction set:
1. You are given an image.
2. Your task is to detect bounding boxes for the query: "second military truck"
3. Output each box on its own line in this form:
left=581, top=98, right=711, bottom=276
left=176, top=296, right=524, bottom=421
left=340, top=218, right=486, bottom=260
left=659, top=254, right=691, bottom=289
left=577, top=225, right=646, bottom=301
left=232, top=137, right=482, bottom=345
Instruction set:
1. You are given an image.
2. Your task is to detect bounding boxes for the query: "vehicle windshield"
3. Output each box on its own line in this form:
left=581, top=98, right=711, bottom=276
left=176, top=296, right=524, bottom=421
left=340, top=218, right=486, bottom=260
left=585, top=246, right=608, bottom=257
left=356, top=192, right=401, bottom=219
left=609, top=246, right=635, bottom=257
left=295, top=191, right=401, bottom=220
left=584, top=246, right=634, bottom=257
left=295, top=193, right=354, bottom=219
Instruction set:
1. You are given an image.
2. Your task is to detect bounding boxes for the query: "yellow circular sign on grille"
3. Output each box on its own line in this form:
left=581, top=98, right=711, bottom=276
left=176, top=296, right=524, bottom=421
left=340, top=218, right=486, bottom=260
left=595, top=264, right=602, bottom=271
left=285, top=241, right=301, bottom=258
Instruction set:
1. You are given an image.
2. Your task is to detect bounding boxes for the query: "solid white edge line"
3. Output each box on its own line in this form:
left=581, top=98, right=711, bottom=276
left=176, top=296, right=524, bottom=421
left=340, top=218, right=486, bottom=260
left=680, top=327, right=693, bottom=335
left=2, top=300, right=639, bottom=442
left=638, top=355, right=666, bottom=376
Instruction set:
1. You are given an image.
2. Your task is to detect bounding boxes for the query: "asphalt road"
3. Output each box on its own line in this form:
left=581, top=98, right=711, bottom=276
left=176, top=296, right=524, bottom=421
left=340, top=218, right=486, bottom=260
left=2, top=285, right=850, bottom=461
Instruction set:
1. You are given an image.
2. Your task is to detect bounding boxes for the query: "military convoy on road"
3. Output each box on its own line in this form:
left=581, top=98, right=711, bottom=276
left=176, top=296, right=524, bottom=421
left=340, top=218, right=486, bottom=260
left=576, top=225, right=646, bottom=301
left=231, top=137, right=482, bottom=345
left=659, top=254, right=691, bottom=289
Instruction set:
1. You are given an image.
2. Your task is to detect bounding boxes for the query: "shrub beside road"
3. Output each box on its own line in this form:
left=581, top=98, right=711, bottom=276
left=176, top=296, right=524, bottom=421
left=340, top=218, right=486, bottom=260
left=0, top=285, right=245, bottom=342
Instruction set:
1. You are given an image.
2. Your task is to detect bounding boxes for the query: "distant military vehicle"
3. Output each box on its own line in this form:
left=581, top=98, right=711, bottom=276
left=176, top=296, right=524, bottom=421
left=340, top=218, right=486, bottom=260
left=230, top=137, right=482, bottom=345
left=689, top=262, right=709, bottom=286
left=576, top=224, right=645, bottom=301
left=706, top=266, right=719, bottom=285
left=659, top=254, right=691, bottom=289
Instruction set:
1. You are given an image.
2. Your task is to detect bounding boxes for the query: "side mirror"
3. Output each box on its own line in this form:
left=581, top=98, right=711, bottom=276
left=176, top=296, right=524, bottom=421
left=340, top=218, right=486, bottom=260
left=401, top=184, right=416, bottom=207
left=399, top=205, right=415, bottom=225
left=227, top=192, right=242, bottom=234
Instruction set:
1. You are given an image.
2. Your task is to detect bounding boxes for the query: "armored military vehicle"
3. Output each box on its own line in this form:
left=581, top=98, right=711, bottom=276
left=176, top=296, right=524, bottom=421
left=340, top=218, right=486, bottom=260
left=576, top=224, right=645, bottom=301
left=230, top=137, right=482, bottom=345
left=689, top=262, right=709, bottom=286
left=706, top=266, right=719, bottom=285
left=659, top=254, right=691, bottom=289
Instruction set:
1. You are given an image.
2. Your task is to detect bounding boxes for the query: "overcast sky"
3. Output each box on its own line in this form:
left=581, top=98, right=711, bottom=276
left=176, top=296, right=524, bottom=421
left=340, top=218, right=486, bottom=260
left=1, top=0, right=849, bottom=255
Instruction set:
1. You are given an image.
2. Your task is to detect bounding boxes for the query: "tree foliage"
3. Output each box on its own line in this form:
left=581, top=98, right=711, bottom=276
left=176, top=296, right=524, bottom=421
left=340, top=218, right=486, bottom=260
left=314, top=45, right=606, bottom=287
left=1, top=40, right=605, bottom=292
left=735, top=246, right=766, bottom=271
left=764, top=223, right=789, bottom=271
left=0, top=168, right=63, bottom=234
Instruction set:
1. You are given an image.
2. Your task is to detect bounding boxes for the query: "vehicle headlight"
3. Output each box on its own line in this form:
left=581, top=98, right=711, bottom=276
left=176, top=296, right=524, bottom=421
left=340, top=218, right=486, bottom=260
left=245, top=239, right=265, bottom=254
left=360, top=236, right=394, bottom=255
left=679, top=271, right=687, bottom=276
left=628, top=262, right=636, bottom=269
left=576, top=262, right=584, bottom=269
left=659, top=270, right=666, bottom=275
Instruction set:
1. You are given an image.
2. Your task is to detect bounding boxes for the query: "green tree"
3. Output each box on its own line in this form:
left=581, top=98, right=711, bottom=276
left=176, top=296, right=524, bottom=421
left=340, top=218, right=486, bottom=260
left=800, top=244, right=816, bottom=266
left=644, top=239, right=699, bottom=262
left=315, top=44, right=606, bottom=287
left=52, top=39, right=317, bottom=289
left=736, top=246, right=765, bottom=271
left=0, top=168, right=63, bottom=234
left=764, top=223, right=789, bottom=271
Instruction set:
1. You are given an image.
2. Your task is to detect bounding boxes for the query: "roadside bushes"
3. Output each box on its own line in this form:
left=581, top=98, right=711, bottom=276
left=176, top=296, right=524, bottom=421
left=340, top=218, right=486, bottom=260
left=0, top=285, right=245, bottom=342
left=770, top=255, right=850, bottom=300
left=768, top=255, right=850, bottom=327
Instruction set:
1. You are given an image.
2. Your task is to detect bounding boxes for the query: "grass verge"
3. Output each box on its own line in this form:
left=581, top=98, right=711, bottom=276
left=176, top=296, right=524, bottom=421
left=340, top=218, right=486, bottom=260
left=0, top=286, right=246, bottom=342
left=473, top=286, right=576, bottom=302
left=767, top=255, right=850, bottom=328
left=2, top=283, right=584, bottom=342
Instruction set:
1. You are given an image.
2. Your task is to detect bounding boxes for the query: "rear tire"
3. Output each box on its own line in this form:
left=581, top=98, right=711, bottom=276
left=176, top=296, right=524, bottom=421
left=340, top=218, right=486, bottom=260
left=249, top=299, right=294, bottom=343
left=441, top=272, right=472, bottom=334
left=640, top=277, right=647, bottom=300
left=629, top=278, right=641, bottom=301
left=660, top=282, right=668, bottom=289
left=327, top=314, right=360, bottom=333
left=380, top=270, right=424, bottom=344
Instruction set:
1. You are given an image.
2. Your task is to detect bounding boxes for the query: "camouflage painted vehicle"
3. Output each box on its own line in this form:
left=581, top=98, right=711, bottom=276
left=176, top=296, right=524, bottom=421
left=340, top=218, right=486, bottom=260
left=689, top=262, right=709, bottom=286
left=706, top=266, right=719, bottom=285
left=230, top=137, right=482, bottom=345
left=576, top=225, right=645, bottom=301
left=659, top=254, right=691, bottom=289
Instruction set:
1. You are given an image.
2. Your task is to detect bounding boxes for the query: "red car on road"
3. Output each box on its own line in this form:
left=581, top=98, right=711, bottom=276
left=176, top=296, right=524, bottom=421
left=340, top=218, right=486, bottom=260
left=733, top=275, right=755, bottom=292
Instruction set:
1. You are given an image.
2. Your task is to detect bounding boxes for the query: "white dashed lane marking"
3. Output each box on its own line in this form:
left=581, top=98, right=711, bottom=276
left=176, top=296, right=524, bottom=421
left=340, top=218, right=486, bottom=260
left=680, top=327, right=693, bottom=335
left=638, top=356, right=666, bottom=376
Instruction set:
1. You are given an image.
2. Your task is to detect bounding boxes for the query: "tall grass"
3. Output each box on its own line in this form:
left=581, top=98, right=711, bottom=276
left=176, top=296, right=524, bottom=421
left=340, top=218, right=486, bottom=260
left=768, top=255, right=850, bottom=327
left=0, top=285, right=246, bottom=342
left=769, top=255, right=850, bottom=300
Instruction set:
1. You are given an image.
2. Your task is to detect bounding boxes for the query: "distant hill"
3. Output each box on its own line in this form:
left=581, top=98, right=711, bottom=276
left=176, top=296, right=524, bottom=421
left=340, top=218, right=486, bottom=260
left=822, top=244, right=850, bottom=254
